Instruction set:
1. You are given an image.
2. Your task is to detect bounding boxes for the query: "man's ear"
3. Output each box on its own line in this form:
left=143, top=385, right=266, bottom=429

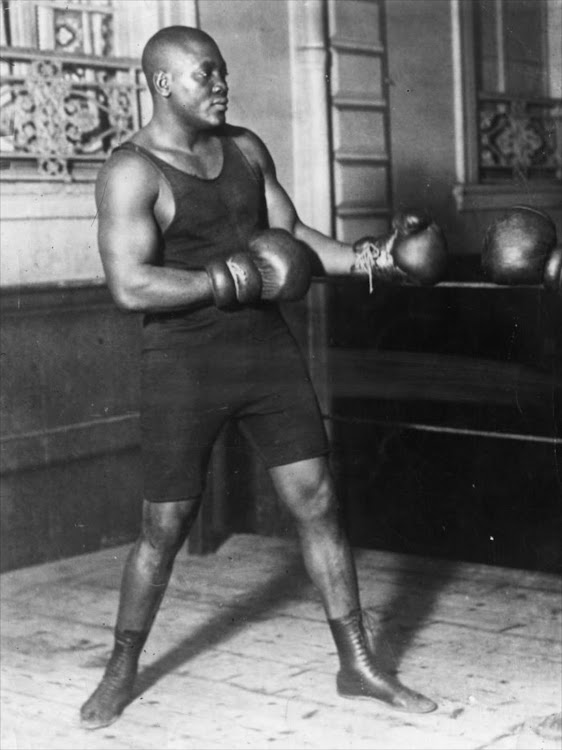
left=153, top=70, right=171, bottom=98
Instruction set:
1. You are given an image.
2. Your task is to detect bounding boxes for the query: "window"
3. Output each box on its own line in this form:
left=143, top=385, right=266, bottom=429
left=0, top=0, right=146, bottom=181
left=462, top=0, right=562, bottom=185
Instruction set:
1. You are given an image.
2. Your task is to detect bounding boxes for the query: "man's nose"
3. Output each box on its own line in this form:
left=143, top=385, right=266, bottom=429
left=212, top=76, right=227, bottom=93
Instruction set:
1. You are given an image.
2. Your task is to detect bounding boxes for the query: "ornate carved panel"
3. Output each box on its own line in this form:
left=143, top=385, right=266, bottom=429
left=479, top=95, right=562, bottom=182
left=0, top=49, right=144, bottom=181
left=0, top=0, right=145, bottom=181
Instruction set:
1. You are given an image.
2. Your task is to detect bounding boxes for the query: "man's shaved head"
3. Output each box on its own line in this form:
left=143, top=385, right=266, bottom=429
left=141, top=26, right=219, bottom=94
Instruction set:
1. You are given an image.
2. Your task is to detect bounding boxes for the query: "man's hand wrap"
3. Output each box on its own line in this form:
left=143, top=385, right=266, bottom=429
left=205, top=253, right=262, bottom=308
left=351, top=210, right=448, bottom=292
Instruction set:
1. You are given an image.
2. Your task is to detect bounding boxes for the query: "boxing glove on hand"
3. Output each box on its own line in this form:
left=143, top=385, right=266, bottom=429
left=482, top=205, right=558, bottom=286
left=351, top=211, right=448, bottom=292
left=248, top=228, right=312, bottom=301
left=205, top=253, right=262, bottom=308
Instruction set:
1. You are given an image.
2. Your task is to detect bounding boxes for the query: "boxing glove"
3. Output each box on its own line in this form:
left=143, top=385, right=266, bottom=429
left=248, top=228, right=312, bottom=301
left=482, top=205, right=558, bottom=286
left=543, top=246, right=562, bottom=295
left=351, top=210, right=448, bottom=291
left=205, top=252, right=262, bottom=308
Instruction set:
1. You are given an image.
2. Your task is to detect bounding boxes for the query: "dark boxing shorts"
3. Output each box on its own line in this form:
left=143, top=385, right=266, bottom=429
left=140, top=306, right=329, bottom=502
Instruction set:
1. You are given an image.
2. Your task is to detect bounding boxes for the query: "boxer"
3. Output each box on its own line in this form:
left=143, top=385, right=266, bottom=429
left=80, top=25, right=442, bottom=730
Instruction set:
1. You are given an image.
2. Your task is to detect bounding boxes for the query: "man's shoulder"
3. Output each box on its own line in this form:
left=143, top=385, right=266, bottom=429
left=95, top=140, right=159, bottom=206
left=222, top=124, right=269, bottom=164
left=97, top=140, right=159, bottom=188
left=100, top=140, right=157, bottom=177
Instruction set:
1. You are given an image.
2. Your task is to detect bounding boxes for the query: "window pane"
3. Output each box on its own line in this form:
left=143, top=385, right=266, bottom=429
left=472, top=0, right=560, bottom=182
left=476, top=0, right=548, bottom=97
left=504, top=0, right=548, bottom=96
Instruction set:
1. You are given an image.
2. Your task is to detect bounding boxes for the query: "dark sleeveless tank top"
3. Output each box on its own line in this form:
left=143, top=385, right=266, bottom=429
left=114, top=134, right=284, bottom=348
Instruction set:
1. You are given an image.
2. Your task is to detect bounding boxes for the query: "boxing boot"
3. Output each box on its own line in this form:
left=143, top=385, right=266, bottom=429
left=328, top=609, right=437, bottom=713
left=80, top=628, right=148, bottom=730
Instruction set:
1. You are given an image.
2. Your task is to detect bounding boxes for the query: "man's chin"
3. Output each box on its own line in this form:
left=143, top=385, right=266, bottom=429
left=202, top=113, right=227, bottom=130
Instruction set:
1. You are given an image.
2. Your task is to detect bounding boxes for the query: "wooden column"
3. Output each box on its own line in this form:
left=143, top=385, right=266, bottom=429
left=288, top=0, right=332, bottom=418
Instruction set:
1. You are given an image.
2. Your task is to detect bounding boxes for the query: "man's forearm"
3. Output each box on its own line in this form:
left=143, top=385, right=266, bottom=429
left=106, top=265, right=213, bottom=313
left=293, top=222, right=355, bottom=275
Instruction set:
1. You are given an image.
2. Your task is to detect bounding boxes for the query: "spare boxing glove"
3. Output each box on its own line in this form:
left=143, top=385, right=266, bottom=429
left=205, top=252, right=262, bottom=308
left=248, top=228, right=312, bottom=301
left=482, top=205, right=558, bottom=285
left=351, top=210, right=448, bottom=291
left=543, top=246, right=562, bottom=295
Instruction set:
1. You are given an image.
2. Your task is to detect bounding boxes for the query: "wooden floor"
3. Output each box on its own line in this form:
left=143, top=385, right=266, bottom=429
left=1, top=534, right=561, bottom=750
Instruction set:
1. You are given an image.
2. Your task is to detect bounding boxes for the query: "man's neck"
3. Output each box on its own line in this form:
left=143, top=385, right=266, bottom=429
left=145, top=111, right=216, bottom=154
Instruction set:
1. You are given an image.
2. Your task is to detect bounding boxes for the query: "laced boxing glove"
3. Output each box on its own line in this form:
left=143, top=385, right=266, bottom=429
left=482, top=205, right=558, bottom=288
left=205, top=252, right=262, bottom=309
left=248, top=228, right=312, bottom=301
left=351, top=210, right=448, bottom=292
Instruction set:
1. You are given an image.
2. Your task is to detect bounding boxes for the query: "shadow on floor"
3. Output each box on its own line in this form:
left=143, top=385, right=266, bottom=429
left=132, top=545, right=312, bottom=700
left=131, top=537, right=456, bottom=703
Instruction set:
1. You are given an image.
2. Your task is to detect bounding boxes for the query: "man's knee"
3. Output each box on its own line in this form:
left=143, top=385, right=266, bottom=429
left=299, top=474, right=337, bottom=524
left=270, top=458, right=338, bottom=523
left=140, top=497, right=201, bottom=554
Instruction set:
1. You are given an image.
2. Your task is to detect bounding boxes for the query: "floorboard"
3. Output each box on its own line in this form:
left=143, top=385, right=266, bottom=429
left=1, top=534, right=560, bottom=749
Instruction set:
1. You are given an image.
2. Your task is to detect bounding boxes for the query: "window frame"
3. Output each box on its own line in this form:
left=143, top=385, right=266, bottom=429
left=454, top=0, right=562, bottom=212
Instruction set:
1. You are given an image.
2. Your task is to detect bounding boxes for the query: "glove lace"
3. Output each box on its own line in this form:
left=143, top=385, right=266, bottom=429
left=226, top=257, right=252, bottom=297
left=352, top=232, right=407, bottom=292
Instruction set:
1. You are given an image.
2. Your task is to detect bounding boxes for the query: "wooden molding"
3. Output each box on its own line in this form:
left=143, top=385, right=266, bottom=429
left=0, top=414, right=140, bottom=475
left=453, top=183, right=562, bottom=213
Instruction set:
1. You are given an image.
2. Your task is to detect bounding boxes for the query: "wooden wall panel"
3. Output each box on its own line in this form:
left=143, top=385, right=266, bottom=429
left=332, top=52, right=383, bottom=98
left=0, top=285, right=143, bottom=572
left=328, top=0, right=392, bottom=244
left=333, top=109, right=387, bottom=153
left=334, top=162, right=389, bottom=207
left=329, top=0, right=382, bottom=43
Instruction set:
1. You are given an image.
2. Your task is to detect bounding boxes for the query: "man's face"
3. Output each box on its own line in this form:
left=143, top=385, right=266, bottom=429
left=167, top=40, right=229, bottom=129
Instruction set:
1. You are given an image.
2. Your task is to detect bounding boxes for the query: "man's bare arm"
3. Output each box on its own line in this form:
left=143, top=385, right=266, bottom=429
left=236, top=130, right=355, bottom=275
left=95, top=153, right=212, bottom=312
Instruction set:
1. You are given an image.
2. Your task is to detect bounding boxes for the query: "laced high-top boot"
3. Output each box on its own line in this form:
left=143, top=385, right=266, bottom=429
left=328, top=609, right=437, bottom=713
left=80, top=629, right=148, bottom=730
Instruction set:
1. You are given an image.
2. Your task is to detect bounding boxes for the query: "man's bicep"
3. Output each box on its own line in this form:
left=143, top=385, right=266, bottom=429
left=96, top=163, right=160, bottom=279
left=238, top=129, right=300, bottom=231
left=98, top=207, right=160, bottom=267
left=263, top=174, right=300, bottom=231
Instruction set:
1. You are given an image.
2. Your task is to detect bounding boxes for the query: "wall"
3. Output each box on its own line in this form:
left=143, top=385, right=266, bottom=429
left=198, top=0, right=295, bottom=196
left=323, top=277, right=562, bottom=574
left=0, top=185, right=102, bottom=288
left=0, top=286, right=143, bottom=571
left=385, top=0, right=562, bottom=255
left=385, top=0, right=462, bottom=248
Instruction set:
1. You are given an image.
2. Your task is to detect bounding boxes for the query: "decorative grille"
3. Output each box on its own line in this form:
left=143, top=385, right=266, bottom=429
left=0, top=0, right=146, bottom=181
left=478, top=93, right=562, bottom=182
